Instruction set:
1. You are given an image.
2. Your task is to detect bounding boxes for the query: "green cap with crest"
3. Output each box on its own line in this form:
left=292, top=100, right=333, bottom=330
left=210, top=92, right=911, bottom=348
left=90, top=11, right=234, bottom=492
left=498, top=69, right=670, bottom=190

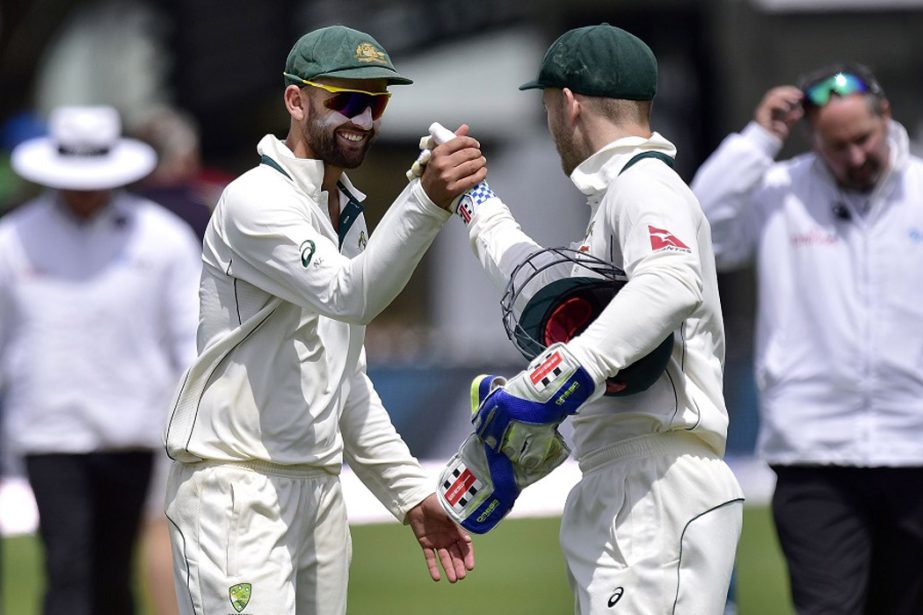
left=284, top=25, right=412, bottom=87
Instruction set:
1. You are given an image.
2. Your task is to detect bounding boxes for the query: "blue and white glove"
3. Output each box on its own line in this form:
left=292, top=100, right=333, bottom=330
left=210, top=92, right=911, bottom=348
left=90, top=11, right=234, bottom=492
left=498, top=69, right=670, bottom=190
left=405, top=122, right=498, bottom=225
left=437, top=343, right=598, bottom=534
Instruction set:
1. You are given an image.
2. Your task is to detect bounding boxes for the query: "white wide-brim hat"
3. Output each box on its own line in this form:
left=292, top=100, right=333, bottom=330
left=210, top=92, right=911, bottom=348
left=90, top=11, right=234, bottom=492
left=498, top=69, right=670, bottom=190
left=11, top=105, right=157, bottom=191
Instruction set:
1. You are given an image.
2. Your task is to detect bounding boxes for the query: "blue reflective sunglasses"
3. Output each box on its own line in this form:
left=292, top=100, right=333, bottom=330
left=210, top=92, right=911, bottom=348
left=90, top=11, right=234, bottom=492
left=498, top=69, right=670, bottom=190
left=802, top=72, right=880, bottom=107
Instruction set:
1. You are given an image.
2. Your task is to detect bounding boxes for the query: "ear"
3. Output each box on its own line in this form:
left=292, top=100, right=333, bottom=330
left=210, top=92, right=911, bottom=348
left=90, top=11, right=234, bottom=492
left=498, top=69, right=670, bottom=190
left=879, top=97, right=892, bottom=121
left=284, top=85, right=308, bottom=121
left=561, top=88, right=581, bottom=127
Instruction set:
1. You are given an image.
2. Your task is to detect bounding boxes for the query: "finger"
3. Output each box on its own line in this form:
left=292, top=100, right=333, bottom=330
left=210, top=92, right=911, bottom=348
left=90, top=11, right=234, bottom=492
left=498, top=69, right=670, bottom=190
left=437, top=547, right=460, bottom=583
left=423, top=548, right=442, bottom=582
left=418, top=135, right=435, bottom=150
left=454, top=124, right=470, bottom=137
left=435, top=135, right=481, bottom=155
left=448, top=542, right=469, bottom=580
left=427, top=149, right=485, bottom=182
left=463, top=537, right=475, bottom=571
left=449, top=166, right=489, bottom=194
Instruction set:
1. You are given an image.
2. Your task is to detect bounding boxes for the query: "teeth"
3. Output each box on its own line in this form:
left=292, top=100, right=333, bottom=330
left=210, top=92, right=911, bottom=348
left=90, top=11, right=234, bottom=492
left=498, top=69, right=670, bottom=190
left=341, top=132, right=364, bottom=142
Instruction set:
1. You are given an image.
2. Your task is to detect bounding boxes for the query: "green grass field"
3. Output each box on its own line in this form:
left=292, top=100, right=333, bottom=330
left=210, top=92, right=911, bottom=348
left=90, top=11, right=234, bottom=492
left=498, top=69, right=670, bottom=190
left=2, top=507, right=793, bottom=614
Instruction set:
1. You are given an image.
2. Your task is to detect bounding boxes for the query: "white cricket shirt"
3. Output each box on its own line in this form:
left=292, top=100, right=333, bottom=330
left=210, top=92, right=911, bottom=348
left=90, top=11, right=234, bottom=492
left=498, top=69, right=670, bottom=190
left=0, top=191, right=201, bottom=453
left=465, top=133, right=730, bottom=461
left=163, top=135, right=447, bottom=520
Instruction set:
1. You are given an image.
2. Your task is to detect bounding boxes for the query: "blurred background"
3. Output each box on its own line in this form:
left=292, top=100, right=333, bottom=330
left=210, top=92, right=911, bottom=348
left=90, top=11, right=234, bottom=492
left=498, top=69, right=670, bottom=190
left=2, top=0, right=923, bottom=612
left=3, top=0, right=923, bottom=459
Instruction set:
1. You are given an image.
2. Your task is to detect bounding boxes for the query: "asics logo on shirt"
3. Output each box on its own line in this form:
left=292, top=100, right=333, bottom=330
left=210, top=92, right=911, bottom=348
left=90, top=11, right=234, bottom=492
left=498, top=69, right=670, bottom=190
left=608, top=587, right=624, bottom=607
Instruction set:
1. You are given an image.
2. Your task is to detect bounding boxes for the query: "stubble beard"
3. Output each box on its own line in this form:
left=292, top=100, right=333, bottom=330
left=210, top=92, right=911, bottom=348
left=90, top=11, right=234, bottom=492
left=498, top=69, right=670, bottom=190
left=306, top=113, right=375, bottom=170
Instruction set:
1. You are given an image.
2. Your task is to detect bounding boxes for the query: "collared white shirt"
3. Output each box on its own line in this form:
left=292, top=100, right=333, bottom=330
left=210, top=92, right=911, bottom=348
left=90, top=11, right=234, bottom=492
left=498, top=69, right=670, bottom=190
left=465, top=132, right=730, bottom=460
left=0, top=190, right=201, bottom=453
left=163, top=135, right=450, bottom=521
left=692, top=120, right=923, bottom=466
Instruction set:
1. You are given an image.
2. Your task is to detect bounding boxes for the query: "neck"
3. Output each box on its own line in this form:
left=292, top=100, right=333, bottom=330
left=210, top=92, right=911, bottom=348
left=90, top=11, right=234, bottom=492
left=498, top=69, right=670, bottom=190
left=321, top=165, right=343, bottom=194
left=584, top=119, right=652, bottom=156
left=285, top=125, right=343, bottom=229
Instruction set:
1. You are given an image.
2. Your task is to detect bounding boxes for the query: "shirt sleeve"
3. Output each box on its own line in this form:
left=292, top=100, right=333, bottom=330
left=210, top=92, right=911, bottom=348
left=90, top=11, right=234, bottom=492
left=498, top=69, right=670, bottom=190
left=465, top=197, right=544, bottom=291
left=568, top=166, right=704, bottom=387
left=216, top=175, right=451, bottom=325
left=161, top=227, right=202, bottom=371
left=690, top=121, right=782, bottom=271
left=339, top=351, right=432, bottom=523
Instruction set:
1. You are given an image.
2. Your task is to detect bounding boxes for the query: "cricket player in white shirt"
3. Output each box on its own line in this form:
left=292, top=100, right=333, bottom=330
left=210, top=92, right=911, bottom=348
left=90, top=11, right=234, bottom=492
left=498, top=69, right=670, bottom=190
left=428, top=24, right=744, bottom=615
left=163, top=26, right=485, bottom=615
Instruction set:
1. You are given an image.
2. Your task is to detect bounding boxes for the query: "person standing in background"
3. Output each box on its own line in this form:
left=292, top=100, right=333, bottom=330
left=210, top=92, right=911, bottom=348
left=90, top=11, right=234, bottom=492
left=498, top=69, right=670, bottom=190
left=692, top=63, right=923, bottom=614
left=0, top=105, right=202, bottom=615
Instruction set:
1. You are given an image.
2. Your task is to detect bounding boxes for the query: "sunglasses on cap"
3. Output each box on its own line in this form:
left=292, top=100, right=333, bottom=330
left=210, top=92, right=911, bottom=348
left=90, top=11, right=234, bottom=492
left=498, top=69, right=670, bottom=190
left=802, top=72, right=882, bottom=107
left=284, top=73, right=391, bottom=119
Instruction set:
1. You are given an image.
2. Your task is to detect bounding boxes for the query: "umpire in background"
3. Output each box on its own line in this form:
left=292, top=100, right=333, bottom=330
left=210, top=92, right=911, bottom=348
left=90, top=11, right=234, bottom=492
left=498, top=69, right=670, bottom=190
left=0, top=105, right=202, bottom=615
left=692, top=64, right=923, bottom=614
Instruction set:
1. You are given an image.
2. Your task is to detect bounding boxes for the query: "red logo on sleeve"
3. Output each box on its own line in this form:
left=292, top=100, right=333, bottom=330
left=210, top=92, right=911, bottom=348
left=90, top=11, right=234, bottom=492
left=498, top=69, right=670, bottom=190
left=648, top=225, right=691, bottom=252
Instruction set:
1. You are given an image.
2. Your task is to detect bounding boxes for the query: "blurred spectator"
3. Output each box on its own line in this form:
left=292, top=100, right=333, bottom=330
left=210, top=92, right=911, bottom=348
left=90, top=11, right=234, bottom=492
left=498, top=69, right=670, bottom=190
left=0, top=105, right=201, bottom=615
left=692, top=64, right=923, bottom=614
left=131, top=105, right=220, bottom=240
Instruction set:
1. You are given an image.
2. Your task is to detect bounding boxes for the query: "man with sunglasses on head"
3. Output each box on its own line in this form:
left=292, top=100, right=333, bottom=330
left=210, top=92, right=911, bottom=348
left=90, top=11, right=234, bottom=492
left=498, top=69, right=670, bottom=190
left=163, top=25, right=485, bottom=615
left=692, top=63, right=923, bottom=614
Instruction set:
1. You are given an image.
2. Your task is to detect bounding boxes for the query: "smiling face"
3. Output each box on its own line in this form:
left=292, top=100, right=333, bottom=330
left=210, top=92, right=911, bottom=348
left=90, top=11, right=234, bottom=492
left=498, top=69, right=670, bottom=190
left=302, top=77, right=388, bottom=170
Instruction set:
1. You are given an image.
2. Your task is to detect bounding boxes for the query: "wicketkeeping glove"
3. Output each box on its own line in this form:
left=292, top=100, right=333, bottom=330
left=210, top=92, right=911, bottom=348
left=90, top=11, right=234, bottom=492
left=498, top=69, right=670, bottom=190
left=437, top=343, right=598, bottom=533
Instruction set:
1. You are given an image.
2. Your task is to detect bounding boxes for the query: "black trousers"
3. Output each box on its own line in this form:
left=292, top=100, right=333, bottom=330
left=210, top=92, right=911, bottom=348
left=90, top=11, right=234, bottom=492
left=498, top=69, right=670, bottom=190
left=771, top=464, right=923, bottom=615
left=25, top=451, right=153, bottom=615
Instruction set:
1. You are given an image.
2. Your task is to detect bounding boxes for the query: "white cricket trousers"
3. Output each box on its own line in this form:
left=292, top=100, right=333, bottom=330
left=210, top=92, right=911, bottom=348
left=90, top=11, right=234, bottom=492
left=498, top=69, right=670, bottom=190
left=561, top=432, right=744, bottom=615
left=165, top=459, right=350, bottom=615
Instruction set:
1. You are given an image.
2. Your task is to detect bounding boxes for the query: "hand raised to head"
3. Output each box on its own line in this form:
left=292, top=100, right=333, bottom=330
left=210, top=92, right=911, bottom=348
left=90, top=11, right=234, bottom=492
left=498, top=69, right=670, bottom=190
left=754, top=86, right=804, bottom=142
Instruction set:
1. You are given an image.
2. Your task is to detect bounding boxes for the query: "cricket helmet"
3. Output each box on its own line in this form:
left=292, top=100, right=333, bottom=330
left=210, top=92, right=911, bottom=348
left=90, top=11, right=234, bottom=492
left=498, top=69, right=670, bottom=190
left=501, top=247, right=672, bottom=396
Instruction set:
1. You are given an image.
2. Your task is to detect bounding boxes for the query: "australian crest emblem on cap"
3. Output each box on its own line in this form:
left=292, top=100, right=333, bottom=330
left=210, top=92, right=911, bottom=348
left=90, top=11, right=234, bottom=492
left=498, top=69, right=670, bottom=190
left=355, top=42, right=387, bottom=64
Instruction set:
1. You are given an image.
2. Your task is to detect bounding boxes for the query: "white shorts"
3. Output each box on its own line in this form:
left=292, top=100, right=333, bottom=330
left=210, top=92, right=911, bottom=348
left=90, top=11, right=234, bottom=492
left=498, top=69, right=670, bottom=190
left=165, top=459, right=350, bottom=615
left=561, top=432, right=744, bottom=615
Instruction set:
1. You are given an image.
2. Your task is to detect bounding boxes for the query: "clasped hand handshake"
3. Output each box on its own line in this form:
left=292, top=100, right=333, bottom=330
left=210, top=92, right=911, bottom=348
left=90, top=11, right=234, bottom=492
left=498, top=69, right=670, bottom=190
left=409, top=123, right=487, bottom=211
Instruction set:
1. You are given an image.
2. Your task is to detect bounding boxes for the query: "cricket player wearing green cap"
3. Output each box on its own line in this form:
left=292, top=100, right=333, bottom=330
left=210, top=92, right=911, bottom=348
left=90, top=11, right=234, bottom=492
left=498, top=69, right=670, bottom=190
left=432, top=23, right=745, bottom=614
left=163, top=25, right=485, bottom=615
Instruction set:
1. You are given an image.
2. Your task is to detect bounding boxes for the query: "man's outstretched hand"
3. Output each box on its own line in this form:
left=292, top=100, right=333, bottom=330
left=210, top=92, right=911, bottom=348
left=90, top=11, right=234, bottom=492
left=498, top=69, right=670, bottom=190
left=405, top=493, right=475, bottom=582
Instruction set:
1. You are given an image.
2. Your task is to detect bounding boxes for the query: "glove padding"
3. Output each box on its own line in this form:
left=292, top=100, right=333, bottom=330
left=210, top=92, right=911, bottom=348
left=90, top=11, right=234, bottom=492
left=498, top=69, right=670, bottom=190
left=438, top=343, right=597, bottom=533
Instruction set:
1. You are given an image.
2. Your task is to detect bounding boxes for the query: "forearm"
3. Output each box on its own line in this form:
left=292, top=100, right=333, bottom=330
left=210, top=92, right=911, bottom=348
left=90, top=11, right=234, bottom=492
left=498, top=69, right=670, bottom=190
left=466, top=197, right=542, bottom=293
left=340, top=370, right=433, bottom=522
left=351, top=180, right=451, bottom=322
left=691, top=122, right=779, bottom=269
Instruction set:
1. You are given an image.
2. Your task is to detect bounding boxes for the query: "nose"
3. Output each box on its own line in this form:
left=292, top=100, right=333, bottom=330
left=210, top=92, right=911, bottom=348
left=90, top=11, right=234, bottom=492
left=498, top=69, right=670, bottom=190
left=845, top=144, right=866, bottom=167
left=350, top=106, right=373, bottom=129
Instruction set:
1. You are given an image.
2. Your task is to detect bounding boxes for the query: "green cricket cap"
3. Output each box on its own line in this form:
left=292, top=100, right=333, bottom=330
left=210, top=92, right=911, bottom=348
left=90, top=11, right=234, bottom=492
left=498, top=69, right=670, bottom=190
left=520, top=23, right=657, bottom=100
left=284, top=25, right=412, bottom=87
